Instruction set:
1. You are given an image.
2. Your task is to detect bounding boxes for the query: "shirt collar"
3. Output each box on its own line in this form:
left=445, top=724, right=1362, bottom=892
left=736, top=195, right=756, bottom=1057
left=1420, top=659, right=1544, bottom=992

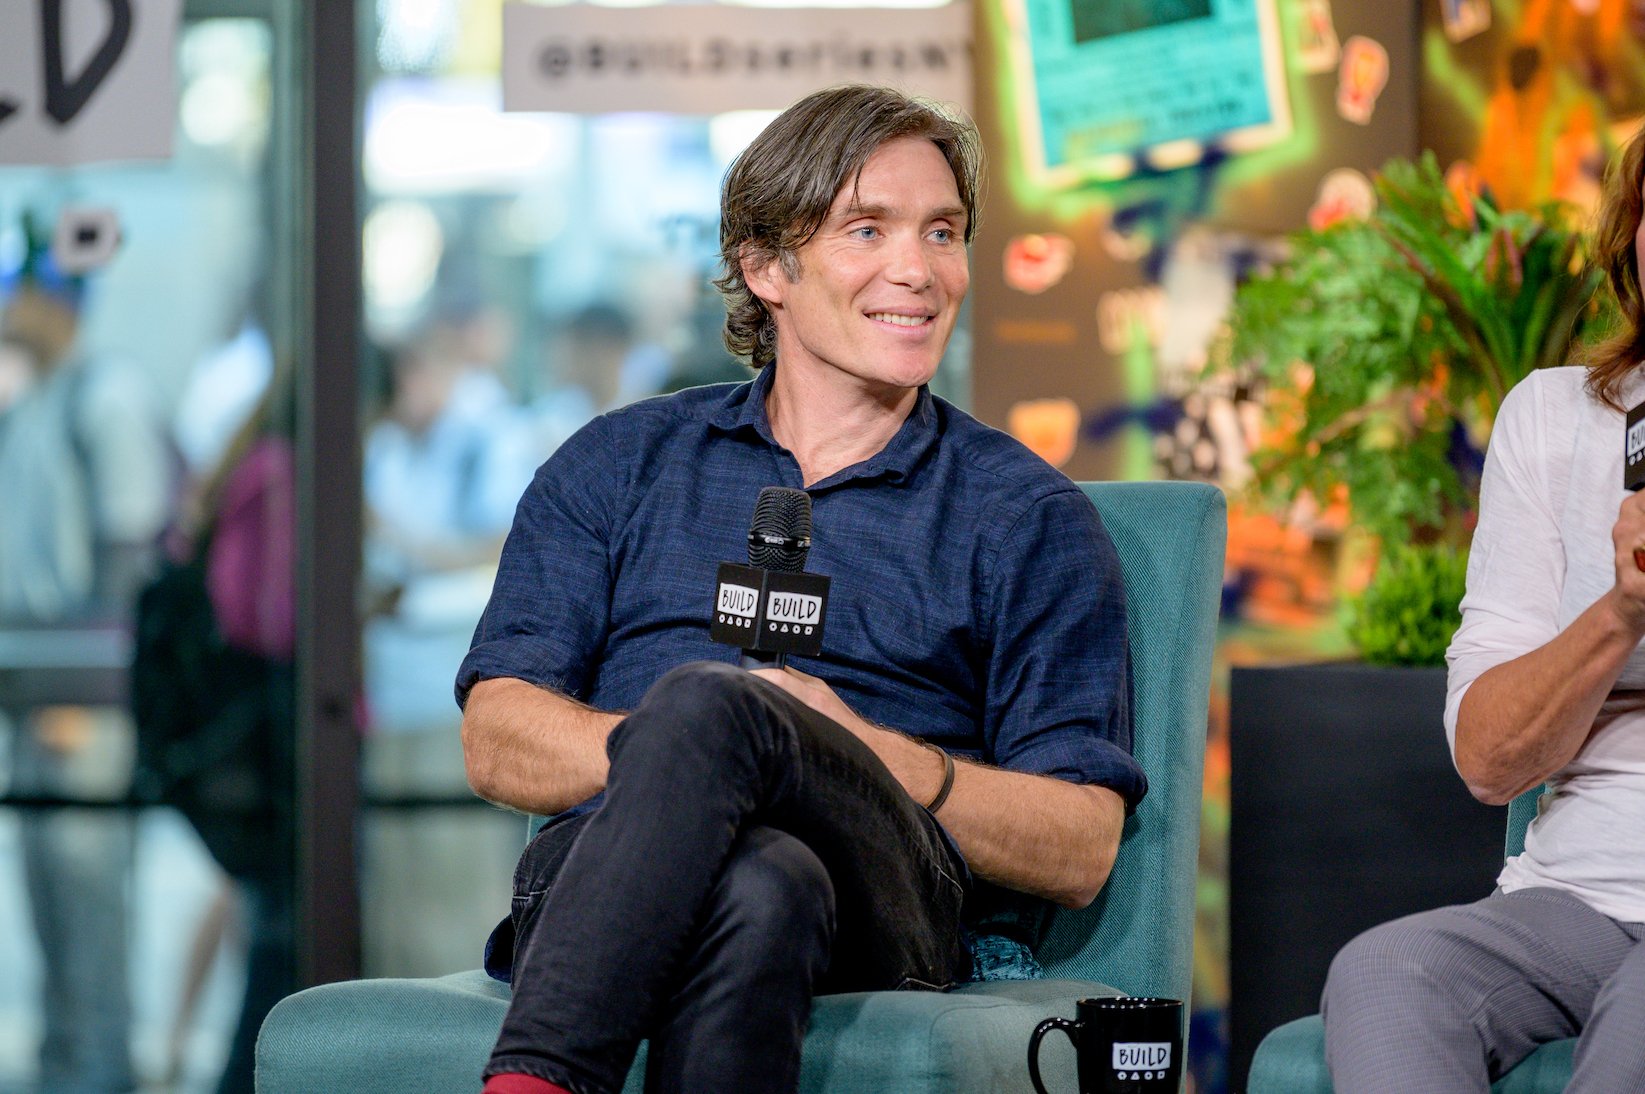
left=707, top=363, right=940, bottom=486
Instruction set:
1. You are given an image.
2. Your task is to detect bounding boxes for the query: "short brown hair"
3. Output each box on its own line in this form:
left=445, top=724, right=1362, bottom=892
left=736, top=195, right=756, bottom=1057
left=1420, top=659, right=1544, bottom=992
left=713, top=84, right=983, bottom=368
left=1585, top=122, right=1645, bottom=410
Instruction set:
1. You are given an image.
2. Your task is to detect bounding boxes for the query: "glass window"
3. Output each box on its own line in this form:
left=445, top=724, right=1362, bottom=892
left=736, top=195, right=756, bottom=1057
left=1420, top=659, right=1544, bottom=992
left=0, top=12, right=296, bottom=1091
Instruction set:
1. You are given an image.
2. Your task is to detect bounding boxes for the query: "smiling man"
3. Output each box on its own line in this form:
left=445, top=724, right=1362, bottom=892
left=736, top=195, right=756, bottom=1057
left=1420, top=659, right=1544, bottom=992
left=458, top=85, right=1145, bottom=1094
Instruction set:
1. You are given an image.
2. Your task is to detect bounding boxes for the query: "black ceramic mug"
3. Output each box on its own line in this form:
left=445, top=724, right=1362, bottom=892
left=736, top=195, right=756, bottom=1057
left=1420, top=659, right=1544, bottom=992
left=1028, top=996, right=1184, bottom=1094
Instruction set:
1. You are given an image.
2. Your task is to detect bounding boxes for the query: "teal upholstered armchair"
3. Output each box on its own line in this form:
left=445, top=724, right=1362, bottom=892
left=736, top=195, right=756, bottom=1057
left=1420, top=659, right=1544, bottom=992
left=1246, top=785, right=1575, bottom=1093
left=256, top=480, right=1225, bottom=1093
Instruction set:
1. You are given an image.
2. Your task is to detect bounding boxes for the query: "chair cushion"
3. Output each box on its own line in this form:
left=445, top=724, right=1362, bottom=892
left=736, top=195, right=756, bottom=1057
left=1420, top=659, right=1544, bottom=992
left=1246, top=1017, right=1332, bottom=1094
left=256, top=970, right=506, bottom=1092
left=256, top=971, right=1119, bottom=1094
left=780, top=979, right=1119, bottom=1094
left=1247, top=1015, right=1577, bottom=1094
left=1495, top=1038, right=1577, bottom=1094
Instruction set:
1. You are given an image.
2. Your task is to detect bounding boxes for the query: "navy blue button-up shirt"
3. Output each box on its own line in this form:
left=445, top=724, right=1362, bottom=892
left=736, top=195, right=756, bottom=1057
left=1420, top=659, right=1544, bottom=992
left=457, top=366, right=1145, bottom=815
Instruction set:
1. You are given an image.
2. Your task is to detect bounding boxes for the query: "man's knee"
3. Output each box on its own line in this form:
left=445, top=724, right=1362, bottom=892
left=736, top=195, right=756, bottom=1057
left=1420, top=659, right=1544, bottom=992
left=651, top=659, right=746, bottom=694
left=711, top=828, right=835, bottom=964
left=618, top=660, right=772, bottom=755
left=638, top=661, right=761, bottom=722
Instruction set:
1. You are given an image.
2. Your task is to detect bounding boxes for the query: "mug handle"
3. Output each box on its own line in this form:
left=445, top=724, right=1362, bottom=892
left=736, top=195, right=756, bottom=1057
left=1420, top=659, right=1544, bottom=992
left=1027, top=1016, right=1080, bottom=1094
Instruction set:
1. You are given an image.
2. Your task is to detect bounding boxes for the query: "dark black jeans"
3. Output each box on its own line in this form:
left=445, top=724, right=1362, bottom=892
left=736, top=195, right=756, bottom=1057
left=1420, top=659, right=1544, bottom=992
left=486, top=661, right=971, bottom=1094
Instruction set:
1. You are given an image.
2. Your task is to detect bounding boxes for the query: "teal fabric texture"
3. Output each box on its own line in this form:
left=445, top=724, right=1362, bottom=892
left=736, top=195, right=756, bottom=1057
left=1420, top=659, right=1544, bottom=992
left=1247, top=1015, right=1576, bottom=1094
left=1246, top=785, right=1572, bottom=1094
left=255, top=481, right=1225, bottom=1093
left=1504, top=784, right=1541, bottom=859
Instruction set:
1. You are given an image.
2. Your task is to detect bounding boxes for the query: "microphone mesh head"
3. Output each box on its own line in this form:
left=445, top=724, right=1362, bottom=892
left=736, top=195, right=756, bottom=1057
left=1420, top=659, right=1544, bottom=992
left=748, top=487, right=812, bottom=573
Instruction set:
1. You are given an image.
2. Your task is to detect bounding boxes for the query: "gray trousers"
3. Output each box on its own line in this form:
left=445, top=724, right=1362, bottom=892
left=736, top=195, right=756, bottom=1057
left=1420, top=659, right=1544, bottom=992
left=1322, top=887, right=1645, bottom=1093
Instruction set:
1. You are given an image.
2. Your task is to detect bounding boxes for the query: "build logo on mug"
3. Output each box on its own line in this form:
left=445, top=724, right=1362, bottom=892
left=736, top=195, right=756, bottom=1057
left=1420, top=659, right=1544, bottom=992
left=1028, top=997, right=1184, bottom=1094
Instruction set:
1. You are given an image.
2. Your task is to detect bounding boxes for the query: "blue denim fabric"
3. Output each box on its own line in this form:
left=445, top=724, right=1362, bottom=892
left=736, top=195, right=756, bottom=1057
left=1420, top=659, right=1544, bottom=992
left=486, top=662, right=971, bottom=1094
left=457, top=366, right=1144, bottom=809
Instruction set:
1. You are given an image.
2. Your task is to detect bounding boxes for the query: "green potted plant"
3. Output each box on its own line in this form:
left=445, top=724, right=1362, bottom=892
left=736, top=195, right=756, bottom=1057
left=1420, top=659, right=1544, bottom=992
left=1220, top=151, right=1612, bottom=656
left=1223, top=155, right=1616, bottom=1078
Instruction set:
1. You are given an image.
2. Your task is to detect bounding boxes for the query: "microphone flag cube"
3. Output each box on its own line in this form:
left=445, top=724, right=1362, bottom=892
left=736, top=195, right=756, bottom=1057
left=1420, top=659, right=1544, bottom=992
left=711, top=562, right=830, bottom=657
left=1627, top=401, right=1645, bottom=492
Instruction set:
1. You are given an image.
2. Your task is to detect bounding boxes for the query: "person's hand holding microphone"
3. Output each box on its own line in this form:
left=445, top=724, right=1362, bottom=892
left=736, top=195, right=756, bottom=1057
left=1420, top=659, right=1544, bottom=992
left=1614, top=404, right=1645, bottom=631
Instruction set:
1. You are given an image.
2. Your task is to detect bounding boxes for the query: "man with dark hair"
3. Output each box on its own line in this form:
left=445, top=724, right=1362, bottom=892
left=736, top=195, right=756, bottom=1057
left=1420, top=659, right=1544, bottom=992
left=461, top=84, right=1144, bottom=1094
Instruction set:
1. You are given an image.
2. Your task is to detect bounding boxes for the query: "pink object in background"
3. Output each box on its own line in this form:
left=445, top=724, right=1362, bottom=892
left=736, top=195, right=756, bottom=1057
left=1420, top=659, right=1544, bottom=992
left=1307, top=168, right=1377, bottom=230
left=1003, top=233, right=1075, bottom=294
left=1336, top=37, right=1389, bottom=126
left=206, top=436, right=295, bottom=662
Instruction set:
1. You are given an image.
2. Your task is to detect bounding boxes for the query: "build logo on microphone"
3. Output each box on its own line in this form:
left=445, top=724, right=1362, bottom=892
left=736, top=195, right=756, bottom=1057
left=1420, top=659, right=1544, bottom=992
left=717, top=581, right=759, bottom=631
left=1627, top=401, right=1645, bottom=492
left=765, top=592, right=821, bottom=636
left=709, top=563, right=829, bottom=657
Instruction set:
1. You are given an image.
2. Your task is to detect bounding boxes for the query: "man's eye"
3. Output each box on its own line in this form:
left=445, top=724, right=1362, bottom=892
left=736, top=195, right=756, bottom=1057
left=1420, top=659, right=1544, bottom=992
left=930, top=228, right=955, bottom=244
left=851, top=226, right=878, bottom=240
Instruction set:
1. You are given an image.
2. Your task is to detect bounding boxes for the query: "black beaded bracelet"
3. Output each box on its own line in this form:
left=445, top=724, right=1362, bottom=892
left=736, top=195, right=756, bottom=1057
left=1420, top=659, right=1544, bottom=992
left=923, top=742, right=956, bottom=814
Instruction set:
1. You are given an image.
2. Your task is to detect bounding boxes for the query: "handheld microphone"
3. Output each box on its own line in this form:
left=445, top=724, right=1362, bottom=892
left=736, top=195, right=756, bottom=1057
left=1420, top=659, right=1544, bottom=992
left=748, top=486, right=812, bottom=575
left=1627, top=402, right=1645, bottom=492
left=710, top=487, right=830, bottom=669
left=1625, top=404, right=1645, bottom=572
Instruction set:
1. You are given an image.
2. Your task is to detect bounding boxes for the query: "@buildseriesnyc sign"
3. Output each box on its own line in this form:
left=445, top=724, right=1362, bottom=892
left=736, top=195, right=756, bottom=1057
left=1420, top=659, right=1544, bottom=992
left=501, top=1, right=971, bottom=115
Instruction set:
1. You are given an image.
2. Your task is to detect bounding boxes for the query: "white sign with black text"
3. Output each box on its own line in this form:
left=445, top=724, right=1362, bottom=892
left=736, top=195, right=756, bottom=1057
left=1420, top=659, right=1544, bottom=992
left=502, top=1, right=971, bottom=115
left=0, top=0, right=182, bottom=166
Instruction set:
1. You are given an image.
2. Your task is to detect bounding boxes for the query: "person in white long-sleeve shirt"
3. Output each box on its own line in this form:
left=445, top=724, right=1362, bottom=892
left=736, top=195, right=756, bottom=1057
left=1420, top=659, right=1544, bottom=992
left=1321, top=124, right=1645, bottom=1093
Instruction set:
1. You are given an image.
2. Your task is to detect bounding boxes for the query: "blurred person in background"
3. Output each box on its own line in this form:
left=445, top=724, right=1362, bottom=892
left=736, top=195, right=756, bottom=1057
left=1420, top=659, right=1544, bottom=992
left=526, top=303, right=674, bottom=458
left=364, top=317, right=528, bottom=736
left=0, top=339, right=32, bottom=410
left=0, top=220, right=170, bottom=1094
left=656, top=286, right=758, bottom=394
left=137, top=365, right=296, bottom=1094
left=361, top=313, right=532, bottom=975
left=526, top=303, right=628, bottom=457
left=172, top=283, right=273, bottom=480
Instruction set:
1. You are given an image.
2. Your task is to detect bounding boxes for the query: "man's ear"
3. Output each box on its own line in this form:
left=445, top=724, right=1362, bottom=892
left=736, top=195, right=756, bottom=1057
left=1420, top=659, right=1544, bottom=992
left=741, top=246, right=786, bottom=308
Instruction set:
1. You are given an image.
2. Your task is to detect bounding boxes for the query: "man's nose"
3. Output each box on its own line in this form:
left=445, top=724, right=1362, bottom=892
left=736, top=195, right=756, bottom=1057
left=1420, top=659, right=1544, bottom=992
left=885, top=233, right=934, bottom=289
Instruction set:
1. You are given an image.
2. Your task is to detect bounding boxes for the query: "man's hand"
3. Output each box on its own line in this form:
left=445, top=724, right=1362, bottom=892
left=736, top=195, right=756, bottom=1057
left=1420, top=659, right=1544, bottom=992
left=748, top=665, right=871, bottom=738
left=748, top=664, right=1124, bottom=908
left=749, top=665, right=949, bottom=807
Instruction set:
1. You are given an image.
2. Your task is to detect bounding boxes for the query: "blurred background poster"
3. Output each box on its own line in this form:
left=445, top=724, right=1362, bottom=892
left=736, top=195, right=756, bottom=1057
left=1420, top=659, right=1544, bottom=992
left=1005, top=0, right=1289, bottom=183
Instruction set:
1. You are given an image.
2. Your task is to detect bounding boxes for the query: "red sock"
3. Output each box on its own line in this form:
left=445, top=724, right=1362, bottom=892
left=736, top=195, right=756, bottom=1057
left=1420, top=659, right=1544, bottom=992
left=481, top=1075, right=574, bottom=1094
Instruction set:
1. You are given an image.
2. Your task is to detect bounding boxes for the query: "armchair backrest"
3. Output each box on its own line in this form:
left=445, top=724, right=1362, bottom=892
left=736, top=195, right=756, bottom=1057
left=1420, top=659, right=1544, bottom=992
left=1037, top=481, right=1225, bottom=1004
left=1505, top=785, right=1543, bottom=860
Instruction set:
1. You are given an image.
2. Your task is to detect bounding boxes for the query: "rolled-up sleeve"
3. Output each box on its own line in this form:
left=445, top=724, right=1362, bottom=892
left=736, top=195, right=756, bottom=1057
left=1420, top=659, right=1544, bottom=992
left=982, top=487, right=1147, bottom=811
left=455, top=415, right=621, bottom=707
left=1444, top=374, right=1565, bottom=758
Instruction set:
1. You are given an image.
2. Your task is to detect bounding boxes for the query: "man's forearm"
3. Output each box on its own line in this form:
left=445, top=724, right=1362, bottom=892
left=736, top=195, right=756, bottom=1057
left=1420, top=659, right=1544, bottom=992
left=461, top=677, right=623, bottom=814
left=749, top=665, right=1126, bottom=909
left=868, top=726, right=1125, bottom=909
